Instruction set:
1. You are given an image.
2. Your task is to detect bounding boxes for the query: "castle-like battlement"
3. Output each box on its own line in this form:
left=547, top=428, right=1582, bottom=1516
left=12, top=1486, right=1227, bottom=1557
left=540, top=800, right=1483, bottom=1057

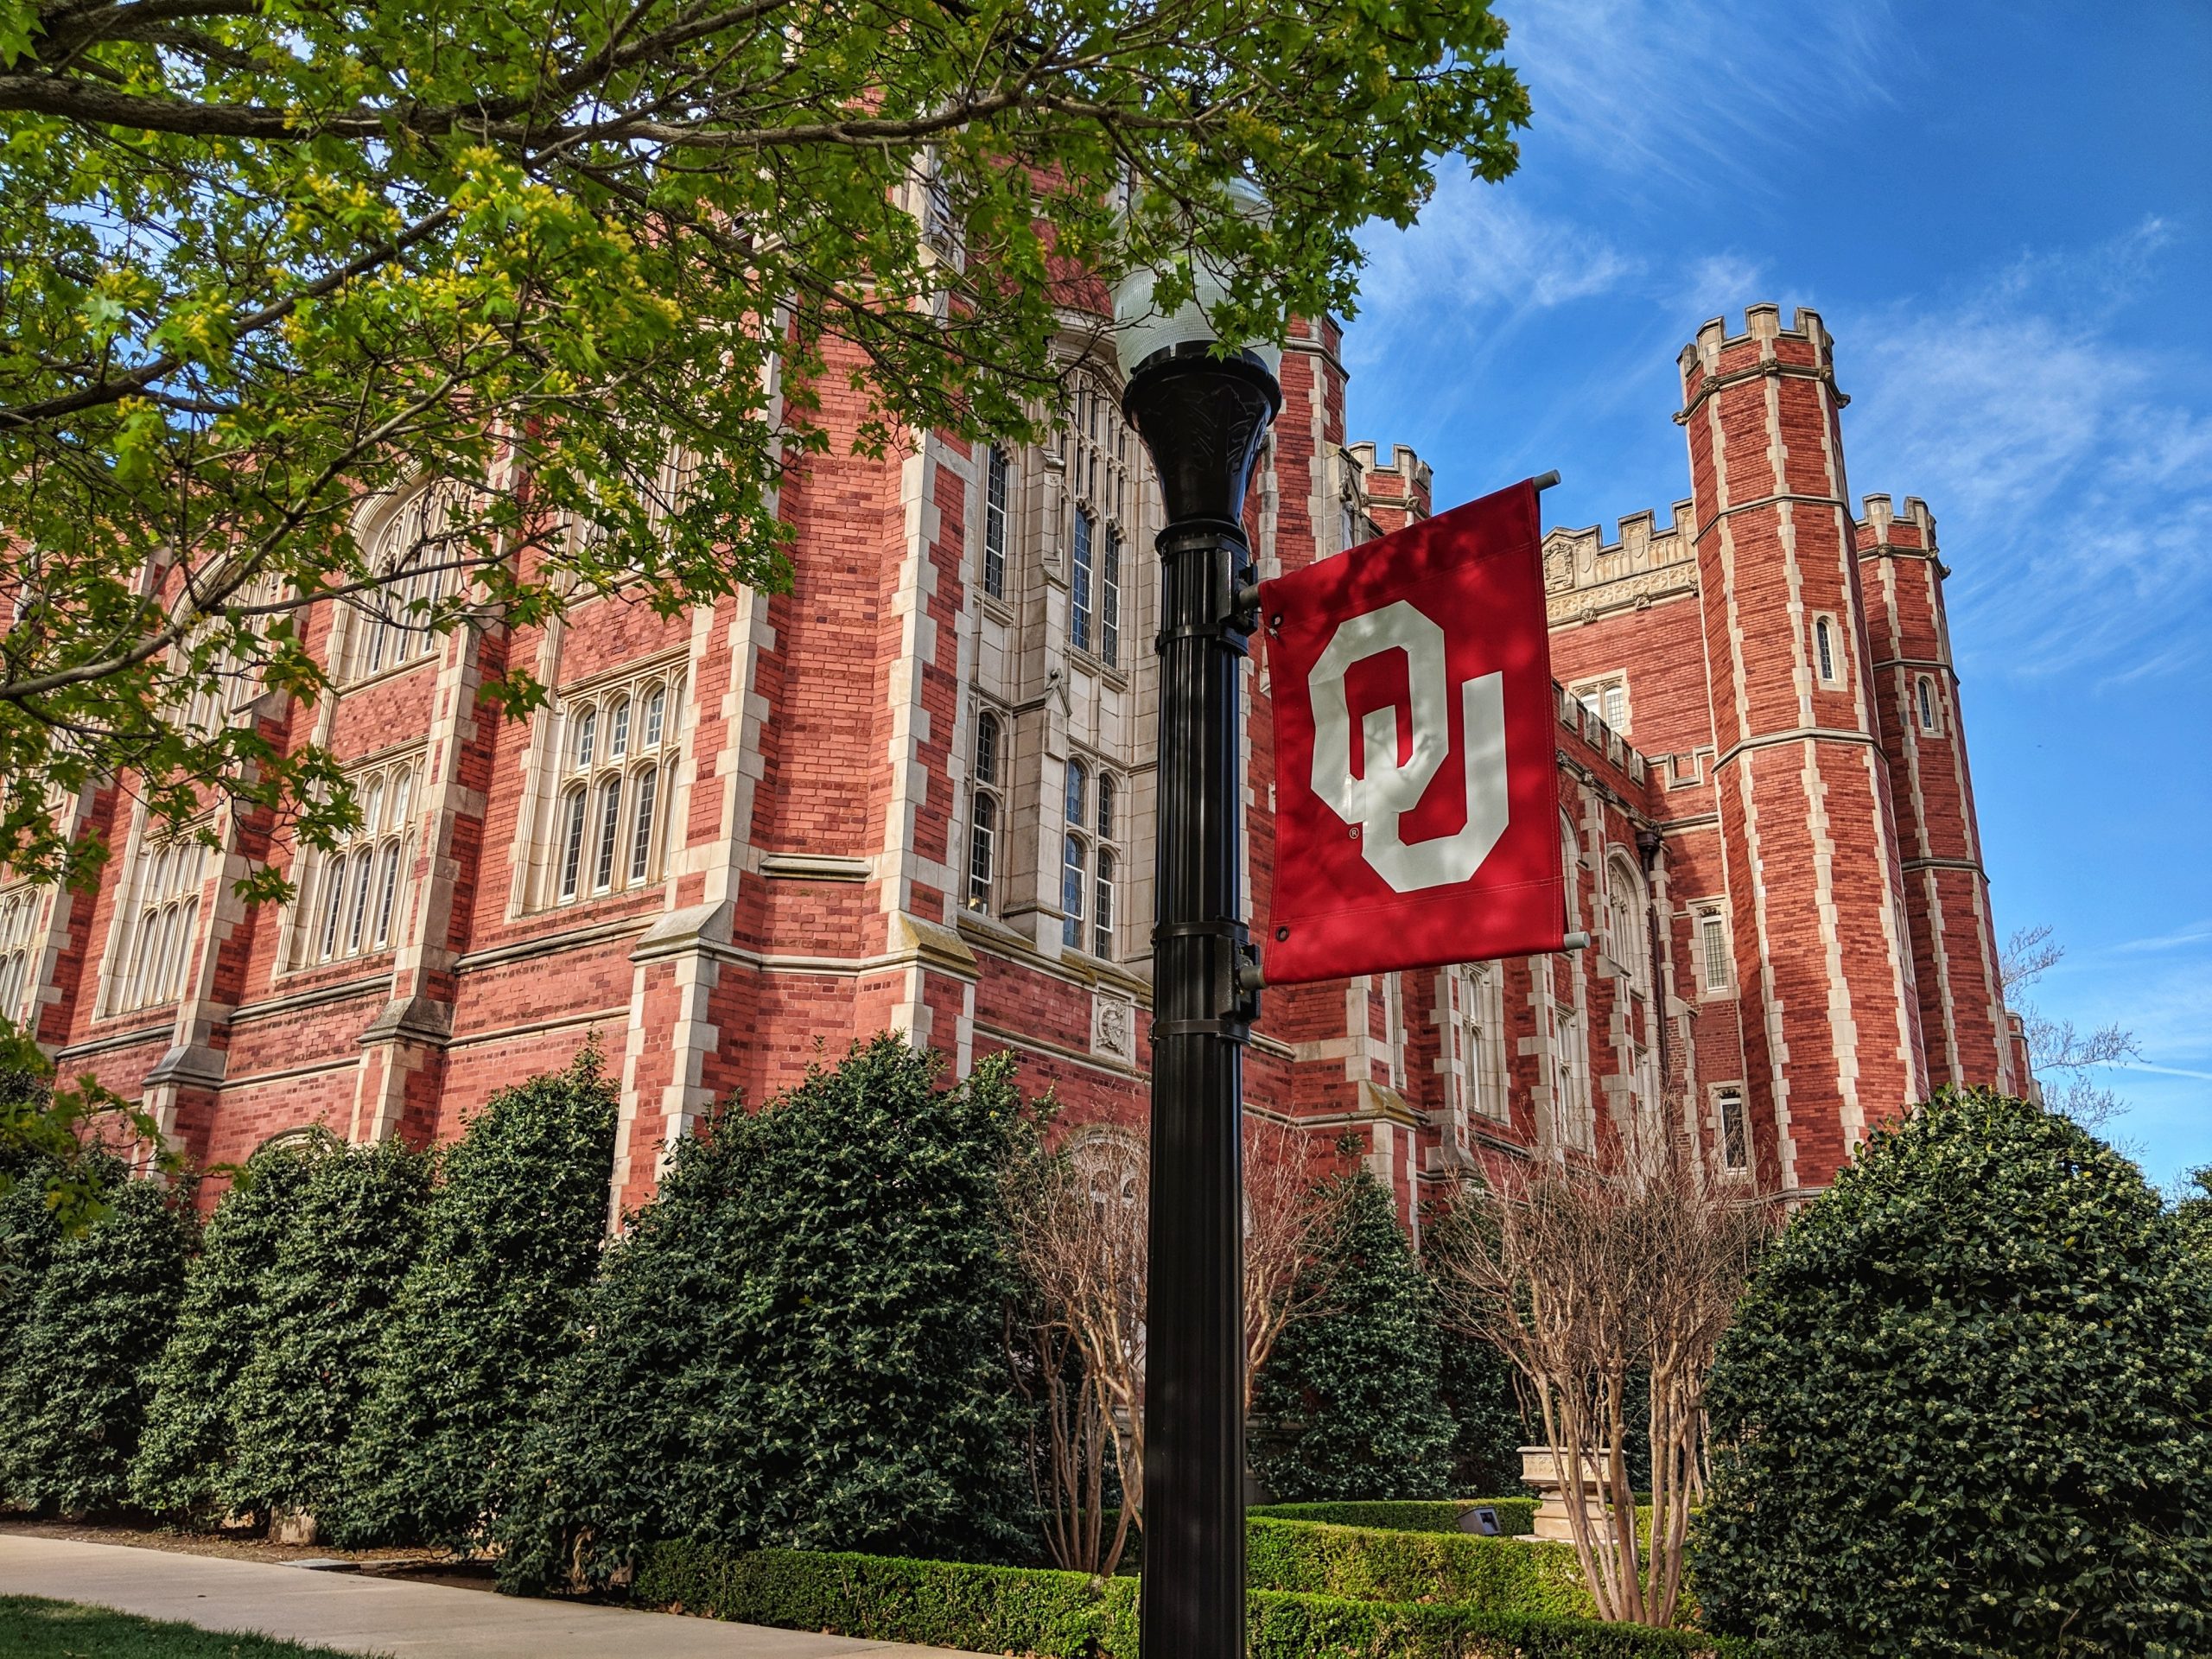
left=1345, top=441, right=1431, bottom=495
left=1858, top=493, right=1939, bottom=552
left=1541, top=499, right=1698, bottom=623
left=1677, top=306, right=1845, bottom=420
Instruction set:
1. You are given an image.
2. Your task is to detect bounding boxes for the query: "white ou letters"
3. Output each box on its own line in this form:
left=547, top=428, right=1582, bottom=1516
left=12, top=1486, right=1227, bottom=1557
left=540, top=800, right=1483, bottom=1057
left=1308, top=599, right=1509, bottom=893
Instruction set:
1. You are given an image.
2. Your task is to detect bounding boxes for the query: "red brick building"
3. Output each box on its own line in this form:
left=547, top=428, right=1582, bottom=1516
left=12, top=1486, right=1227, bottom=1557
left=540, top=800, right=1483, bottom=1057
left=3, top=302, right=2026, bottom=1219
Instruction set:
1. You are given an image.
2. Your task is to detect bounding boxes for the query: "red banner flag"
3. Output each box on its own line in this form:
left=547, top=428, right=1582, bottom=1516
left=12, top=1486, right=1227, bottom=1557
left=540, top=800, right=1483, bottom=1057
left=1260, top=480, right=1564, bottom=986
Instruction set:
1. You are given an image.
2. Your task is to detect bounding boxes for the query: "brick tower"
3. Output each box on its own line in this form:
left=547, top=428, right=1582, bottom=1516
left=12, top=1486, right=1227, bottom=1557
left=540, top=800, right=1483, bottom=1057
left=1856, top=493, right=2016, bottom=1094
left=1678, top=306, right=1926, bottom=1193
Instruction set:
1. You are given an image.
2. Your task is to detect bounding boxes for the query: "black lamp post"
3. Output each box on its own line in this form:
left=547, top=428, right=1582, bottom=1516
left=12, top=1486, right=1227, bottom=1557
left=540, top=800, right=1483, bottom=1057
left=1115, top=241, right=1282, bottom=1659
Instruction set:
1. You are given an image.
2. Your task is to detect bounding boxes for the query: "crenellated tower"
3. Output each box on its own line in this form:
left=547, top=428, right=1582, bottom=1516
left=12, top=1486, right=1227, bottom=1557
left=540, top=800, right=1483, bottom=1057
left=1857, top=494, right=2016, bottom=1093
left=1677, top=306, right=1927, bottom=1192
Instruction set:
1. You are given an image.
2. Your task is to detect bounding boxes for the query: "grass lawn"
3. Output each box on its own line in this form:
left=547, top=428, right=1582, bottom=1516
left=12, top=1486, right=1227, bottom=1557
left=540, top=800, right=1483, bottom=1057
left=0, top=1595, right=372, bottom=1658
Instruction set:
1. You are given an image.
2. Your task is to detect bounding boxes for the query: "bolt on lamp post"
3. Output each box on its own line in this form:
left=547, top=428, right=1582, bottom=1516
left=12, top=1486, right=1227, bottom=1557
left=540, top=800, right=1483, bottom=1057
left=1113, top=200, right=1282, bottom=1659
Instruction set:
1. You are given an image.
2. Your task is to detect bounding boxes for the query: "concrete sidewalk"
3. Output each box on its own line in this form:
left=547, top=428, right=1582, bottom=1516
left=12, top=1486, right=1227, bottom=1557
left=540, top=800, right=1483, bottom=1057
left=0, top=1534, right=990, bottom=1657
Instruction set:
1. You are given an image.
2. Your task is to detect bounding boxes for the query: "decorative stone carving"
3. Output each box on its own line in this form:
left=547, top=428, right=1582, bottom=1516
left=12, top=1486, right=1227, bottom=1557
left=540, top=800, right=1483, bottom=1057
left=1092, top=990, right=1135, bottom=1062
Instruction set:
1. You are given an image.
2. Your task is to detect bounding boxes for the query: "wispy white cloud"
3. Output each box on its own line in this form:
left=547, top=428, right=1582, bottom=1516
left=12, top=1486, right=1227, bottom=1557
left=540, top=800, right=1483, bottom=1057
left=1834, top=217, right=2212, bottom=681
left=1352, top=181, right=1640, bottom=334
left=1502, top=0, right=1903, bottom=188
left=2110, top=921, right=2212, bottom=957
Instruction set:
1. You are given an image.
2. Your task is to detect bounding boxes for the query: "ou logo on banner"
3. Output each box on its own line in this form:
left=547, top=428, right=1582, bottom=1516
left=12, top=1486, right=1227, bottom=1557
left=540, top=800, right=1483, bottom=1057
left=1308, top=600, right=1509, bottom=893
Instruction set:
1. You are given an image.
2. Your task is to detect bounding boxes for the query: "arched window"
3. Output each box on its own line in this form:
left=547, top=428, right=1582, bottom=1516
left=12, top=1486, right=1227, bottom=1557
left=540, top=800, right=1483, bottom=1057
left=354, top=486, right=454, bottom=679
left=1560, top=820, right=1583, bottom=930
left=292, top=756, right=419, bottom=969
left=628, top=766, right=658, bottom=884
left=0, top=888, right=36, bottom=1027
left=1554, top=1001, right=1592, bottom=1151
left=1064, top=373, right=1135, bottom=662
left=593, top=777, right=622, bottom=893
left=1815, top=615, right=1838, bottom=683
left=1916, top=676, right=1940, bottom=734
left=558, top=787, right=588, bottom=902
left=111, top=835, right=208, bottom=1011
left=543, top=664, right=683, bottom=908
left=967, top=711, right=1001, bottom=914
left=1607, top=857, right=1646, bottom=991
left=1458, top=962, right=1506, bottom=1122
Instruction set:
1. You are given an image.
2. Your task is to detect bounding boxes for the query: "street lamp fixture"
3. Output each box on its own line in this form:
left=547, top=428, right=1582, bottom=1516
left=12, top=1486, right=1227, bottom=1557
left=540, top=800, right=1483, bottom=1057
left=1113, top=200, right=1282, bottom=1659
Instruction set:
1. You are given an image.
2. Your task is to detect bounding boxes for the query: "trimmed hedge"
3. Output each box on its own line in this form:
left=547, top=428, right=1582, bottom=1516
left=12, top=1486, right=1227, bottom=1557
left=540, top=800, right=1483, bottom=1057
left=632, top=1542, right=1746, bottom=1658
left=1249, top=1498, right=1538, bottom=1537
left=1245, top=1516, right=1591, bottom=1618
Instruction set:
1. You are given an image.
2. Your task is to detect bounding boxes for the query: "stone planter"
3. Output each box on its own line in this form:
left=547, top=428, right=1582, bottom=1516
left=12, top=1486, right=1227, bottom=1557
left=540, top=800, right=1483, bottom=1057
left=1518, top=1444, right=1612, bottom=1542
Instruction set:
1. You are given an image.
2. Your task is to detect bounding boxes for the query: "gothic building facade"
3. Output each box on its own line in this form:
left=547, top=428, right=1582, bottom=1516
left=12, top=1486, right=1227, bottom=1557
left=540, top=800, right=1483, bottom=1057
left=4, top=302, right=2027, bottom=1220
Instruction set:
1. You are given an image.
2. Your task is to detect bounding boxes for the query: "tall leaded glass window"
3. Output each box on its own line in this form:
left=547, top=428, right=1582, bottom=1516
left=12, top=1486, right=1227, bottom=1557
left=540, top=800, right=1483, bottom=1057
left=1100, top=525, right=1122, bottom=667
left=967, top=710, right=1001, bottom=913
left=293, top=756, right=419, bottom=969
left=1071, top=509, right=1094, bottom=653
left=982, top=447, right=1010, bottom=600
left=545, top=662, right=685, bottom=910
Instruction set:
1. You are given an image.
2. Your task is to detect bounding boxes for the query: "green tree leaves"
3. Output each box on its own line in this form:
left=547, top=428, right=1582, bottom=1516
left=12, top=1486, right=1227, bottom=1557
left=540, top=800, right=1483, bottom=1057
left=130, top=1142, right=321, bottom=1520
left=0, top=1179, right=194, bottom=1516
left=498, top=1036, right=1038, bottom=1589
left=223, top=1139, right=429, bottom=1530
left=1694, top=1087, right=2212, bottom=1658
left=0, top=0, right=1528, bottom=890
left=1251, top=1167, right=1454, bottom=1503
left=336, top=1050, right=617, bottom=1548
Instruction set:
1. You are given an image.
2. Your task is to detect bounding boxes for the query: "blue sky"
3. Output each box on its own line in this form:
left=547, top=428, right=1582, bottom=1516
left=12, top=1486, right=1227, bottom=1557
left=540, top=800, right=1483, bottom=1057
left=1341, top=1, right=2212, bottom=1183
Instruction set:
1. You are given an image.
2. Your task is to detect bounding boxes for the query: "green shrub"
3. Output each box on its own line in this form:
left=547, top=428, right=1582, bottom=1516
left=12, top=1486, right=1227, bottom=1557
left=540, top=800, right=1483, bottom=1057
left=1694, top=1087, right=2212, bottom=1657
left=130, top=1144, right=320, bottom=1518
left=1249, top=1497, right=1537, bottom=1536
left=1253, top=1167, right=1454, bottom=1501
left=1244, top=1516, right=1592, bottom=1617
left=0, top=1179, right=193, bottom=1515
left=337, top=1050, right=617, bottom=1548
left=1437, top=1322, right=1529, bottom=1497
left=633, top=1541, right=1745, bottom=1657
left=225, top=1138, right=429, bottom=1529
left=499, top=1039, right=1037, bottom=1590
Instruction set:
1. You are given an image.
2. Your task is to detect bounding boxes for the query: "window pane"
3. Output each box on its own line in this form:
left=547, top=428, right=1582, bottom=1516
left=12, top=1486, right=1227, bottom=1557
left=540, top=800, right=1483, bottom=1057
left=1816, top=619, right=1834, bottom=681
left=1062, top=835, right=1085, bottom=947
left=975, top=714, right=998, bottom=786
left=1096, top=772, right=1114, bottom=839
left=1603, top=683, right=1627, bottom=731
left=644, top=686, right=666, bottom=747
left=594, top=779, right=621, bottom=892
left=968, top=795, right=995, bottom=911
left=575, top=709, right=597, bottom=768
left=1065, top=760, right=1086, bottom=828
left=1719, top=1089, right=1748, bottom=1169
left=374, top=841, right=402, bottom=948
left=630, top=767, right=658, bottom=883
left=1071, top=511, right=1093, bottom=651
left=610, top=697, right=631, bottom=759
left=347, top=849, right=373, bottom=953
left=1100, top=527, right=1121, bottom=666
left=1093, top=851, right=1114, bottom=958
left=320, top=859, right=346, bottom=958
left=1700, top=914, right=1730, bottom=988
left=560, top=790, right=587, bottom=901
left=983, top=448, right=1008, bottom=600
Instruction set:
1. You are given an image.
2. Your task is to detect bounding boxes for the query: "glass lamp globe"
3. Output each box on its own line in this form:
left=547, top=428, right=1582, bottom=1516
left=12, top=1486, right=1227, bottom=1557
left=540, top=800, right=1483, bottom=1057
left=1110, top=178, right=1283, bottom=383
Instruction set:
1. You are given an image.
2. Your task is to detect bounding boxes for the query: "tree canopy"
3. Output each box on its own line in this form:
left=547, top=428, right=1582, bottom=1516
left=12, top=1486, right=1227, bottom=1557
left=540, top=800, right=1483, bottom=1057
left=1694, top=1088, right=2212, bottom=1657
left=0, top=0, right=1528, bottom=888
